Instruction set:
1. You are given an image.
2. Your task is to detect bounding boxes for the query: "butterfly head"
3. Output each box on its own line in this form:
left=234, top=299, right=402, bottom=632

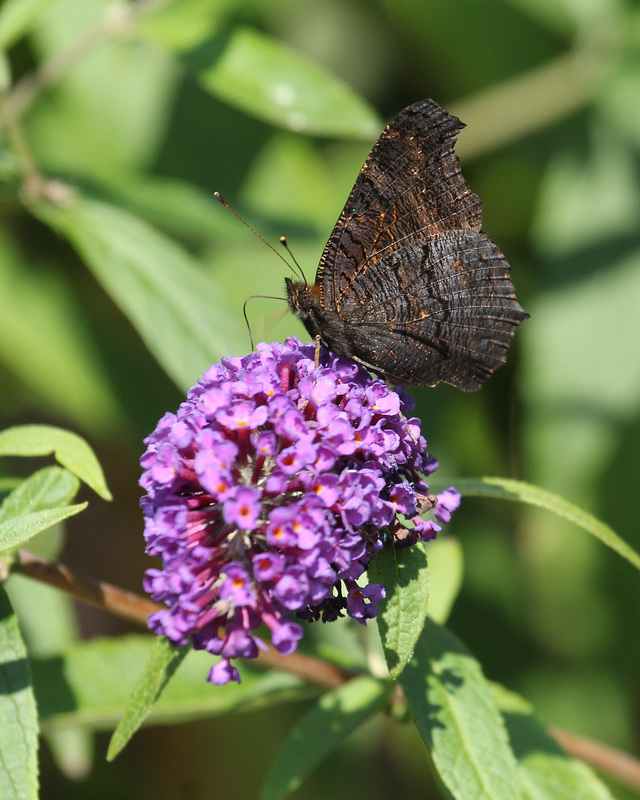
left=285, top=277, right=334, bottom=346
left=285, top=278, right=321, bottom=318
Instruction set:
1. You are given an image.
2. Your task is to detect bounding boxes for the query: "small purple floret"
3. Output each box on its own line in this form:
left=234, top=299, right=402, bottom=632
left=140, top=338, right=457, bottom=684
left=434, top=487, right=462, bottom=525
left=347, top=583, right=386, bottom=623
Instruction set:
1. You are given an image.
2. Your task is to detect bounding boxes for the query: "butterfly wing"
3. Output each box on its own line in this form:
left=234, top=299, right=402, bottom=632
left=316, top=99, right=527, bottom=389
left=338, top=230, right=527, bottom=388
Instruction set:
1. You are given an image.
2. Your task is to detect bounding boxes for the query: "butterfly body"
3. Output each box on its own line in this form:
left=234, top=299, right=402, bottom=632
left=286, top=99, right=528, bottom=390
left=285, top=277, right=362, bottom=364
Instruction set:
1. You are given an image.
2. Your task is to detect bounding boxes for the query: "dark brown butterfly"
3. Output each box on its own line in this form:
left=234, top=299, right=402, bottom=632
left=286, top=99, right=528, bottom=390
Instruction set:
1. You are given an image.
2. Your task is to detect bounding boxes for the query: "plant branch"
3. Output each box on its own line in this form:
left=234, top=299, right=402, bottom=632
left=13, top=549, right=640, bottom=790
left=452, top=40, right=613, bottom=160
left=15, top=549, right=160, bottom=625
left=0, top=0, right=168, bottom=127
left=550, top=726, right=640, bottom=791
left=0, top=84, right=44, bottom=194
left=13, top=549, right=348, bottom=687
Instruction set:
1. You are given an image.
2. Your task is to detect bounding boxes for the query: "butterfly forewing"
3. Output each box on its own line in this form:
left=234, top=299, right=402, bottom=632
left=288, top=98, right=528, bottom=390
left=317, top=100, right=483, bottom=310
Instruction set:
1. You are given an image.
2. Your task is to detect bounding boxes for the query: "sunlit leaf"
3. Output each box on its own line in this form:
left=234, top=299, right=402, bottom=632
left=0, top=503, right=86, bottom=551
left=240, top=132, right=347, bottom=229
left=137, top=0, right=236, bottom=52
left=95, top=172, right=243, bottom=242
left=0, top=233, right=122, bottom=432
left=401, top=619, right=522, bottom=800
left=199, top=27, right=381, bottom=140
left=29, top=0, right=176, bottom=176
left=426, top=536, right=464, bottom=624
left=368, top=541, right=429, bottom=679
left=32, top=196, right=246, bottom=391
left=491, top=683, right=614, bottom=799
left=259, top=676, right=392, bottom=800
left=0, top=0, right=54, bottom=48
left=451, top=477, right=640, bottom=573
left=0, top=424, right=111, bottom=500
left=0, top=466, right=79, bottom=524
left=0, top=587, right=38, bottom=800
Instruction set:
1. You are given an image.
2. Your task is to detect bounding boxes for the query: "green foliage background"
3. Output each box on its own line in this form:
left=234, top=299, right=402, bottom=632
left=1, top=0, right=639, bottom=797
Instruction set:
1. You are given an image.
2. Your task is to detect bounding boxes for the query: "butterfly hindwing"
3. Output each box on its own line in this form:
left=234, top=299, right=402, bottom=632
left=338, top=230, right=526, bottom=388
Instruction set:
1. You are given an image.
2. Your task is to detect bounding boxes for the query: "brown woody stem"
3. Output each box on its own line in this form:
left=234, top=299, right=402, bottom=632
left=13, top=549, right=347, bottom=687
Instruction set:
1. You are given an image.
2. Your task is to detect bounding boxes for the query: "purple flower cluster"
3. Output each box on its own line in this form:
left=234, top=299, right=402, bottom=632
left=140, top=338, right=459, bottom=684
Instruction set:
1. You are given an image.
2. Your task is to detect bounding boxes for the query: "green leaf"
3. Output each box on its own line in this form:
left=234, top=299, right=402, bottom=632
left=29, top=0, right=175, bottom=177
left=32, top=196, right=245, bottom=392
left=34, top=635, right=311, bottom=730
left=240, top=131, right=347, bottom=229
left=0, top=0, right=54, bottom=48
left=600, top=63, right=640, bottom=152
left=400, top=619, right=522, bottom=800
left=0, top=586, right=39, bottom=800
left=6, top=572, right=92, bottom=780
left=0, top=503, right=86, bottom=551
left=0, top=232, right=122, bottom=433
left=426, top=537, right=464, bottom=625
left=0, top=424, right=111, bottom=500
left=259, top=676, right=392, bottom=800
left=0, top=479, right=21, bottom=497
left=199, top=27, right=381, bottom=140
left=524, top=253, right=640, bottom=416
left=137, top=0, right=236, bottom=52
left=502, top=0, right=615, bottom=37
left=491, top=683, right=615, bottom=799
left=107, top=637, right=188, bottom=760
left=451, top=477, right=640, bottom=573
left=0, top=467, right=80, bottom=525
left=95, top=172, right=244, bottom=243
left=368, top=541, right=429, bottom=679
left=0, top=49, right=10, bottom=91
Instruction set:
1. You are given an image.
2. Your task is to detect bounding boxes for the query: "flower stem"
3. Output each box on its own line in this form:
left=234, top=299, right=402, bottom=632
left=0, top=83, right=45, bottom=195
left=0, top=0, right=168, bottom=127
left=452, top=39, right=614, bottom=160
left=550, top=725, right=640, bottom=792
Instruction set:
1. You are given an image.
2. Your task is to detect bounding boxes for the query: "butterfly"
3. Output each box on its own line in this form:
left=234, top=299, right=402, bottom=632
left=286, top=99, right=528, bottom=390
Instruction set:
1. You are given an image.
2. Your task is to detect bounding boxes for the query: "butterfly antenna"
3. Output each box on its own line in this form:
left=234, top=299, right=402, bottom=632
left=214, top=192, right=299, bottom=278
left=279, top=236, right=307, bottom=283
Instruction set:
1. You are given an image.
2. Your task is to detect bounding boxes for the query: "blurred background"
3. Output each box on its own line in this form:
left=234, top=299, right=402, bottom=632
left=1, top=0, right=639, bottom=797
